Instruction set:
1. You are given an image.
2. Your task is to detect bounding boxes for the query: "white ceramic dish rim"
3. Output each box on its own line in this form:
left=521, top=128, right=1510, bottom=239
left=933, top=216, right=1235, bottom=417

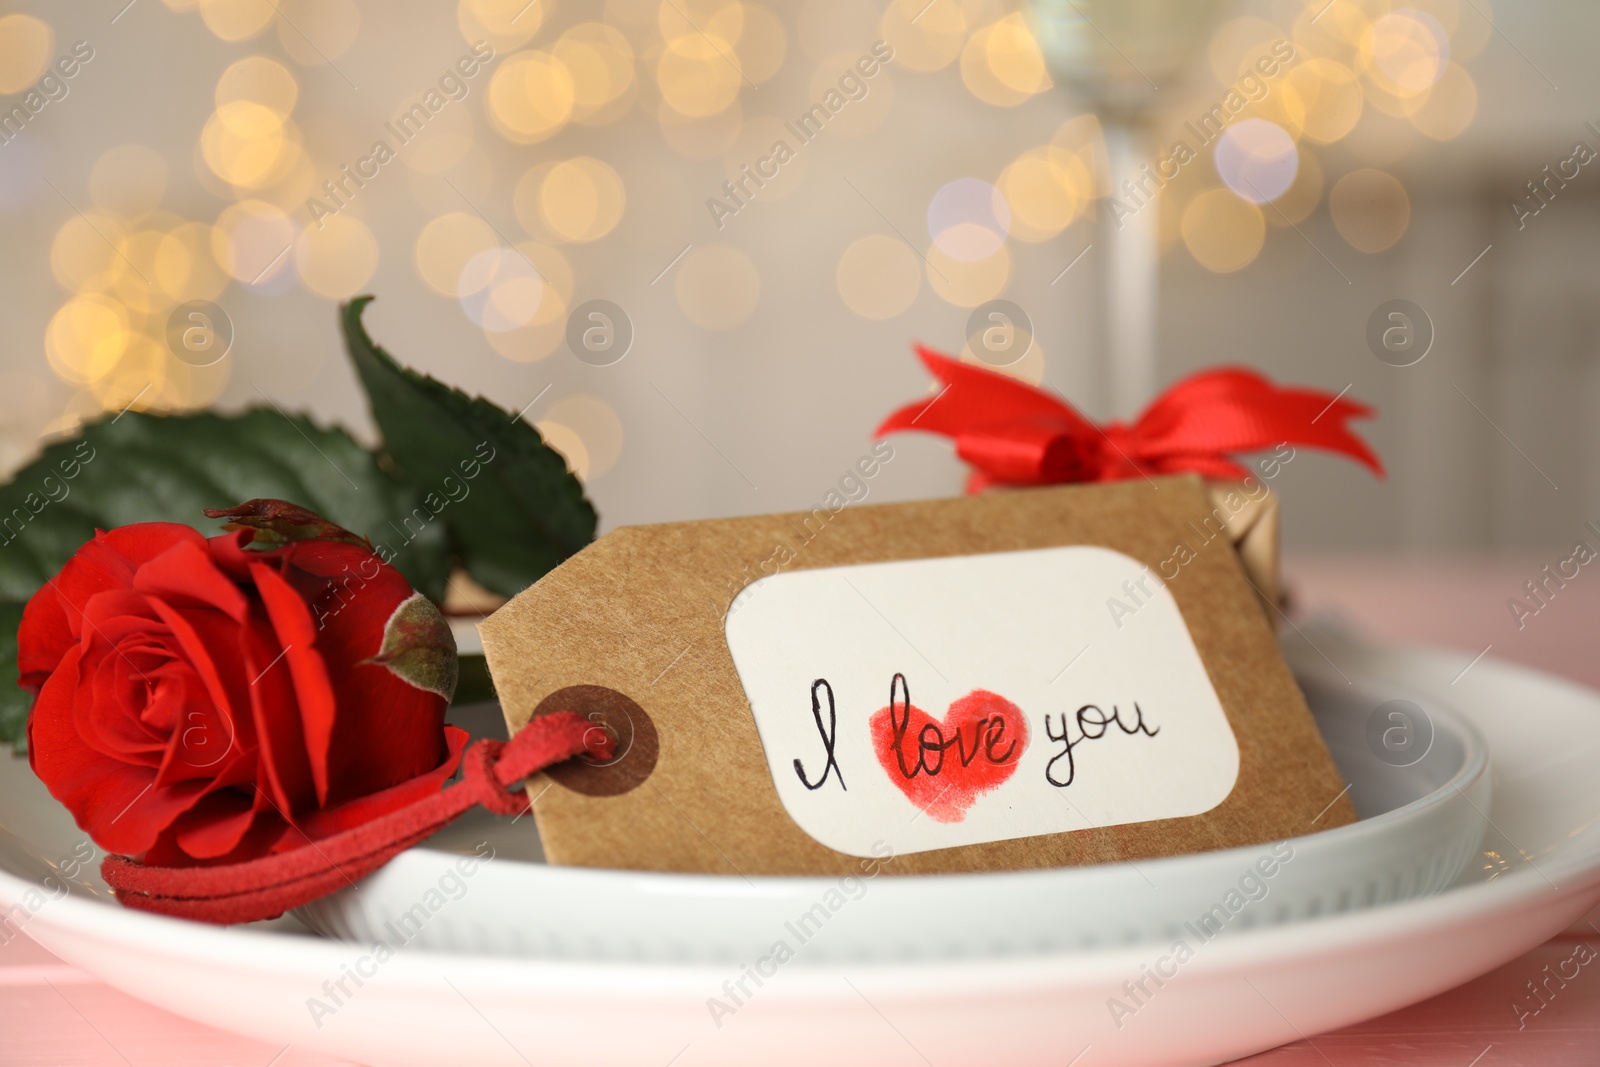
left=5, top=834, right=1595, bottom=994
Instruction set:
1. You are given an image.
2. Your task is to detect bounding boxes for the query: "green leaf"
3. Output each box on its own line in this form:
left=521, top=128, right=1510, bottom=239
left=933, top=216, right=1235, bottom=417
left=340, top=295, right=598, bottom=598
left=0, top=408, right=451, bottom=605
left=0, top=600, right=26, bottom=750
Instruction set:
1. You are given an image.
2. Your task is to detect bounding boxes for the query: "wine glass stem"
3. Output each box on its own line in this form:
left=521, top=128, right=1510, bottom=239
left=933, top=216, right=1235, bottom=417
left=1104, top=120, right=1160, bottom=420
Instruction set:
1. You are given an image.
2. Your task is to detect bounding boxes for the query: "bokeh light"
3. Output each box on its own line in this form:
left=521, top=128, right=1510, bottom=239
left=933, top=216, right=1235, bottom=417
left=0, top=14, right=54, bottom=94
left=657, top=0, right=745, bottom=45
left=112, top=228, right=188, bottom=314
left=166, top=221, right=230, bottom=301
left=1213, top=119, right=1298, bottom=204
left=880, top=0, right=964, bottom=73
left=1181, top=187, right=1266, bottom=273
left=928, top=178, right=1010, bottom=262
left=457, top=0, right=544, bottom=51
left=488, top=50, right=577, bottom=143
left=213, top=199, right=297, bottom=285
left=998, top=147, right=1089, bottom=242
left=1293, top=0, right=1371, bottom=65
left=87, top=333, right=173, bottom=413
left=960, top=15, right=1050, bottom=107
left=535, top=420, right=591, bottom=481
left=294, top=214, right=379, bottom=299
left=732, top=5, right=788, bottom=84
left=925, top=242, right=1010, bottom=307
left=414, top=212, right=498, bottom=297
left=555, top=22, right=637, bottom=127
left=540, top=157, right=626, bottom=243
left=1330, top=167, right=1411, bottom=253
left=5, top=0, right=1499, bottom=442
left=201, top=102, right=297, bottom=189
left=215, top=55, right=299, bottom=118
left=45, top=295, right=130, bottom=385
left=836, top=234, right=920, bottom=319
left=482, top=243, right=573, bottom=362
left=1363, top=10, right=1450, bottom=95
left=52, top=213, right=128, bottom=295
left=1280, top=59, right=1365, bottom=145
left=458, top=248, right=544, bottom=332
left=657, top=33, right=744, bottom=117
left=1052, top=115, right=1112, bottom=198
left=198, top=0, right=277, bottom=43
left=545, top=394, right=624, bottom=478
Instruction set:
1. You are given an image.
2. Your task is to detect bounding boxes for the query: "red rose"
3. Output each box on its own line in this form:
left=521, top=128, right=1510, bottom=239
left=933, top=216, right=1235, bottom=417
left=18, top=505, right=467, bottom=867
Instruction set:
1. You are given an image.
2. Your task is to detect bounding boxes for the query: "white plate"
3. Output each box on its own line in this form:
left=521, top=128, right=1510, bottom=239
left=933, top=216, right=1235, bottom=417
left=2, top=636, right=1598, bottom=1067
left=295, top=662, right=1491, bottom=963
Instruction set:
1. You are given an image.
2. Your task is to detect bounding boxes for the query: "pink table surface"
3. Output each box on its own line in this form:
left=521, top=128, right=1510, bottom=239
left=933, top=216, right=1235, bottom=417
left=4, top=554, right=1599, bottom=1066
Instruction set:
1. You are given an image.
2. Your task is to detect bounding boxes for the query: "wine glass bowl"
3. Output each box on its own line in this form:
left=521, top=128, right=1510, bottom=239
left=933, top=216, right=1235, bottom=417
left=1024, top=0, right=1237, bottom=114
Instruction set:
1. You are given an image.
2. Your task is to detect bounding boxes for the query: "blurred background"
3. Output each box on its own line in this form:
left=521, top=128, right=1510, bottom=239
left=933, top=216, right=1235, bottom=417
left=0, top=0, right=1592, bottom=577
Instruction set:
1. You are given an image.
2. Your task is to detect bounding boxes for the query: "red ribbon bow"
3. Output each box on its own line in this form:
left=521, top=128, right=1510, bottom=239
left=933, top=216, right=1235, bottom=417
left=877, top=346, right=1384, bottom=491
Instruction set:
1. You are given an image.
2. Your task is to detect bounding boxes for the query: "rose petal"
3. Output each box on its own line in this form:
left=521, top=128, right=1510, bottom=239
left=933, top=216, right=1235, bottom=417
left=170, top=789, right=259, bottom=860
left=45, top=524, right=206, bottom=641
left=27, top=644, right=213, bottom=855
left=283, top=540, right=415, bottom=640
left=138, top=659, right=193, bottom=735
left=132, top=539, right=249, bottom=621
left=236, top=606, right=318, bottom=818
left=97, top=522, right=208, bottom=564
left=325, top=662, right=450, bottom=802
left=249, top=561, right=336, bottom=807
left=146, top=800, right=289, bottom=867
left=85, top=645, right=167, bottom=762
left=203, top=528, right=268, bottom=584
left=159, top=719, right=258, bottom=796
left=294, top=725, right=470, bottom=841
left=139, top=599, right=260, bottom=793
left=266, top=543, right=449, bottom=801
left=90, top=778, right=216, bottom=857
left=16, top=582, right=72, bottom=691
left=73, top=589, right=173, bottom=760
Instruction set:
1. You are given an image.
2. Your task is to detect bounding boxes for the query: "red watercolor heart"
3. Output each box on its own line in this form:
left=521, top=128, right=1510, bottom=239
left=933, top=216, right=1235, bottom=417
left=869, top=674, right=1030, bottom=824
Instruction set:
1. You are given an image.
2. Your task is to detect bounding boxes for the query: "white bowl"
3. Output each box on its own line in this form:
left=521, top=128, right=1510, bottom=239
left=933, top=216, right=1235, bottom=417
left=296, top=660, right=1490, bottom=963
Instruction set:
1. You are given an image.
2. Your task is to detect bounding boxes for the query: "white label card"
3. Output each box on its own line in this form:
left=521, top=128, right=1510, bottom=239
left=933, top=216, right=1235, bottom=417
left=723, top=546, right=1239, bottom=857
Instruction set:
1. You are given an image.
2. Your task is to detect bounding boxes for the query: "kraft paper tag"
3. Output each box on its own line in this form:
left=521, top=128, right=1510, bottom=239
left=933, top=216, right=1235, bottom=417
left=479, top=476, right=1355, bottom=877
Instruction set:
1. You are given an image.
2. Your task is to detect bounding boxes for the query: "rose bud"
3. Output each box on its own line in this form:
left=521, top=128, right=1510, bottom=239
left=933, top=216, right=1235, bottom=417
left=17, top=500, right=468, bottom=867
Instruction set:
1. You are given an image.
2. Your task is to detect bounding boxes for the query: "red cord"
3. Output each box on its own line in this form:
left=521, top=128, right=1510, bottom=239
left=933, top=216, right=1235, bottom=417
left=102, top=711, right=611, bottom=925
